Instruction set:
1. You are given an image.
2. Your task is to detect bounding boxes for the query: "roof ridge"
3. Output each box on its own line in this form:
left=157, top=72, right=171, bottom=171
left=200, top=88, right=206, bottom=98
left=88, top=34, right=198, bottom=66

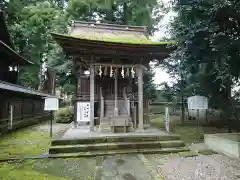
left=72, top=21, right=148, bottom=33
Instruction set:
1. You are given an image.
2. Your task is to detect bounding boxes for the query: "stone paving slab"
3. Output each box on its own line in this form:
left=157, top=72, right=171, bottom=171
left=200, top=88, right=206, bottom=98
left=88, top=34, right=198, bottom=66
left=100, top=154, right=153, bottom=180
left=62, top=125, right=169, bottom=139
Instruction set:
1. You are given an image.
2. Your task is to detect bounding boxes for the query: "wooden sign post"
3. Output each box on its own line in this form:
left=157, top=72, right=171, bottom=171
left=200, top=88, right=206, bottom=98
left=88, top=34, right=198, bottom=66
left=187, top=95, right=208, bottom=126
left=165, top=106, right=170, bottom=132
left=44, top=97, right=59, bottom=137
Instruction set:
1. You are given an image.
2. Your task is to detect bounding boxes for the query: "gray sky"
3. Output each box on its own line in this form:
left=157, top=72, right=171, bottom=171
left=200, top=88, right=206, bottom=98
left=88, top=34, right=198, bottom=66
left=152, top=1, right=176, bottom=87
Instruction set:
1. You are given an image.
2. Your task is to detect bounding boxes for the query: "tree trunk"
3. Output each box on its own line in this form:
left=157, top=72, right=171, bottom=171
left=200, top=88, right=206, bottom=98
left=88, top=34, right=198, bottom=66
left=180, top=72, right=185, bottom=124
left=224, top=81, right=233, bottom=133
left=106, top=3, right=115, bottom=23
left=123, top=2, right=128, bottom=24
left=38, top=64, right=42, bottom=91
left=228, top=117, right=232, bottom=133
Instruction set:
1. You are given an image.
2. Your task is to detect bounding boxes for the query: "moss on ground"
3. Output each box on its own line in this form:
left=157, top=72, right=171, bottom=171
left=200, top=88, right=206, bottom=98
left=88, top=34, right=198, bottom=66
left=198, top=149, right=217, bottom=155
left=0, top=125, right=50, bottom=159
left=0, top=158, right=95, bottom=180
left=0, top=123, right=95, bottom=180
left=178, top=151, right=198, bottom=157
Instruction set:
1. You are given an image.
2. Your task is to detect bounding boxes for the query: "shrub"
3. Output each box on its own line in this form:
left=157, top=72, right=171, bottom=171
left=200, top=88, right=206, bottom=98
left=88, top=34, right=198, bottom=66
left=55, top=106, right=74, bottom=124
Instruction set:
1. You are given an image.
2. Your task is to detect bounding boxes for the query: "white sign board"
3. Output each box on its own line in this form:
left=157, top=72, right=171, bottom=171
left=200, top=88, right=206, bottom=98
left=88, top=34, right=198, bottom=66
left=188, top=95, right=208, bottom=110
left=77, top=102, right=90, bottom=122
left=165, top=107, right=170, bottom=132
left=44, top=97, right=59, bottom=111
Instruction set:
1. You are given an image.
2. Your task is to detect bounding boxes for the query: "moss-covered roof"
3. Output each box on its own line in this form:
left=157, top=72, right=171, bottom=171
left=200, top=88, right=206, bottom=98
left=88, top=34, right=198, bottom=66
left=53, top=32, right=170, bottom=45
left=52, top=22, right=174, bottom=61
left=62, top=21, right=171, bottom=45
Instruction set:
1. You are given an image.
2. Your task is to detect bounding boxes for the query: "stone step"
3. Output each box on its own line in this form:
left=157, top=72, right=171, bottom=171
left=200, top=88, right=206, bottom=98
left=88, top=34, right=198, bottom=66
left=113, top=126, right=134, bottom=133
left=51, top=135, right=181, bottom=146
left=98, top=122, right=112, bottom=133
left=48, top=147, right=189, bottom=158
left=49, top=140, right=185, bottom=154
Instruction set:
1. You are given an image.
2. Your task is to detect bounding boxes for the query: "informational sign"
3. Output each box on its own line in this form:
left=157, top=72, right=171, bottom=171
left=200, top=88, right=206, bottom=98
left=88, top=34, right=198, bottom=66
left=165, top=106, right=170, bottom=132
left=77, top=102, right=90, bottom=122
left=44, top=97, right=59, bottom=111
left=44, top=97, right=59, bottom=138
left=188, top=95, right=208, bottom=110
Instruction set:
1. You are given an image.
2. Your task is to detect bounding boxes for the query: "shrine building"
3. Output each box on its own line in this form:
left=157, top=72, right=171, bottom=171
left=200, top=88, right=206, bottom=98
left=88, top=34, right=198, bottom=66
left=52, top=21, right=173, bottom=133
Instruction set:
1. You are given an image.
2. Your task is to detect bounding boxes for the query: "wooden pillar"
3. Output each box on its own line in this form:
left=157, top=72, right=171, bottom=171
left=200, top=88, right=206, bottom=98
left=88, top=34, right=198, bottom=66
left=74, top=73, right=81, bottom=128
left=100, top=87, right=104, bottom=118
left=114, top=74, right=118, bottom=116
left=146, top=99, right=150, bottom=124
left=74, top=64, right=83, bottom=128
left=73, top=100, right=78, bottom=128
left=137, top=66, right=143, bottom=130
left=90, top=65, right=95, bottom=131
left=131, top=101, right=137, bottom=129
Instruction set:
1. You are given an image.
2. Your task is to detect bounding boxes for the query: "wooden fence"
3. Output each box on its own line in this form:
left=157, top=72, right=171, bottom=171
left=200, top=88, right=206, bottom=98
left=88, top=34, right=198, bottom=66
left=0, top=97, right=51, bottom=134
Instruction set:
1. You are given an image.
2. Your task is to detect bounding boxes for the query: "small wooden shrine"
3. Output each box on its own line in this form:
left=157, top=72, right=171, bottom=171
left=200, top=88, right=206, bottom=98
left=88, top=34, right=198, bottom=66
left=52, top=21, right=173, bottom=132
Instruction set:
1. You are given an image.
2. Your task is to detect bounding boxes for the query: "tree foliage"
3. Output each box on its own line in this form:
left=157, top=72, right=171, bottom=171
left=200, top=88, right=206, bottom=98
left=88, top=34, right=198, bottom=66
left=164, top=0, right=240, bottom=131
left=3, top=0, right=166, bottom=98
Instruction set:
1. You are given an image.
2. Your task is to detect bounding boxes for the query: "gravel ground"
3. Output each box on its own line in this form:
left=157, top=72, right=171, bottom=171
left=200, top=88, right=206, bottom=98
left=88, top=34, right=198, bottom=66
left=146, top=154, right=240, bottom=180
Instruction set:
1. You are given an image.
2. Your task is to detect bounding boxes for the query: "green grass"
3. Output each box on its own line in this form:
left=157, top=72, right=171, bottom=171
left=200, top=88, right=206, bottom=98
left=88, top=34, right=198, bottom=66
left=0, top=124, right=51, bottom=159
left=174, top=124, right=228, bottom=144
left=0, top=158, right=96, bottom=180
left=172, top=125, right=204, bottom=144
left=150, top=114, right=228, bottom=144
left=149, top=114, right=165, bottom=129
